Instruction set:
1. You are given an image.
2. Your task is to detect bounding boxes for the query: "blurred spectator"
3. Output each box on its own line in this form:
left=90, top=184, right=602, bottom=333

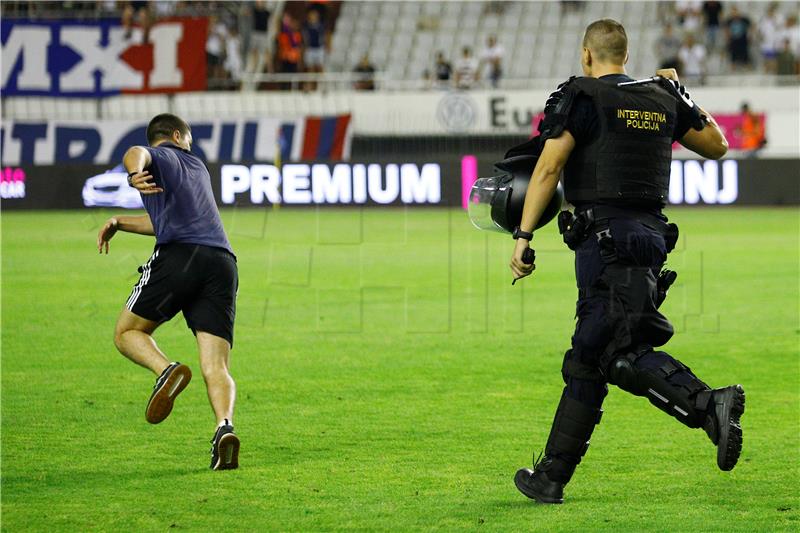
left=353, top=54, right=376, bottom=91
left=776, top=39, right=798, bottom=79
left=678, top=33, right=707, bottom=85
left=780, top=15, right=800, bottom=60
left=277, top=13, right=303, bottom=81
left=737, top=102, right=766, bottom=158
left=725, top=6, right=753, bottom=71
left=152, top=0, right=177, bottom=18
left=656, top=23, right=682, bottom=70
left=480, top=35, right=504, bottom=88
left=122, top=1, right=152, bottom=43
left=434, top=51, right=453, bottom=88
left=308, top=0, right=328, bottom=23
left=702, top=1, right=723, bottom=52
left=560, top=1, right=585, bottom=14
left=484, top=2, right=507, bottom=15
left=678, top=1, right=704, bottom=35
left=454, top=47, right=479, bottom=90
left=246, top=1, right=275, bottom=76
left=758, top=3, right=786, bottom=74
left=225, top=24, right=243, bottom=86
left=302, top=7, right=328, bottom=91
left=206, top=15, right=228, bottom=86
left=675, top=1, right=702, bottom=26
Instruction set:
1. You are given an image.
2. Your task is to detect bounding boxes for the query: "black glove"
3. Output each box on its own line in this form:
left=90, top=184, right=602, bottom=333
left=658, top=77, right=707, bottom=131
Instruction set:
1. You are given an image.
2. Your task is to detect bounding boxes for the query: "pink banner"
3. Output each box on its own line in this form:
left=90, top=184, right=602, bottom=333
left=712, top=113, right=766, bottom=150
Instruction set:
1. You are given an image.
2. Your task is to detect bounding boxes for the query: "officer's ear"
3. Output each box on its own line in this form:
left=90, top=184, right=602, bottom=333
left=624, top=51, right=629, bottom=65
left=581, top=47, right=592, bottom=75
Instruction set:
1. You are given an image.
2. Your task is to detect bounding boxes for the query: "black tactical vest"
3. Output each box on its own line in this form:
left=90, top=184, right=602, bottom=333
left=563, top=77, right=678, bottom=207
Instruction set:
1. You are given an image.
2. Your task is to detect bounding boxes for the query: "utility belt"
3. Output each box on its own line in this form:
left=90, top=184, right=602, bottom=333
left=557, top=204, right=679, bottom=263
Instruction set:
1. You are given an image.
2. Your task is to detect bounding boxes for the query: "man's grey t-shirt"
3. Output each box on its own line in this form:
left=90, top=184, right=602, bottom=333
left=142, top=143, right=233, bottom=255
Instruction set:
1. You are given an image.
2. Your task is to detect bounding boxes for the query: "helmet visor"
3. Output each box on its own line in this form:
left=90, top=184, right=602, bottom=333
left=467, top=175, right=510, bottom=233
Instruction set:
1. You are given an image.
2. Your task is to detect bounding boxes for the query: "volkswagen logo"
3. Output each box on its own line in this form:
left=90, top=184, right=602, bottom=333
left=436, top=92, right=478, bottom=133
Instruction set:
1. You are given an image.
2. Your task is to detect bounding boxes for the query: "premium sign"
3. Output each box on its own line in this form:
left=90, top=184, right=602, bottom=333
left=1, top=18, right=207, bottom=96
left=1, top=158, right=795, bottom=211
left=220, top=163, right=442, bottom=205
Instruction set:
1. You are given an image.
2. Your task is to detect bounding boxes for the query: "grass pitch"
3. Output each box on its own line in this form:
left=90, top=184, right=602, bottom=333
left=2, top=207, right=798, bottom=531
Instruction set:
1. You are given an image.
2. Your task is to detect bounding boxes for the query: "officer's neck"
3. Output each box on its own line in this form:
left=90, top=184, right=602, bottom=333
left=589, top=64, right=627, bottom=78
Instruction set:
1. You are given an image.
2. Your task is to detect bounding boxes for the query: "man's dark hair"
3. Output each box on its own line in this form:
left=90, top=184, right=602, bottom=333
left=146, top=114, right=190, bottom=145
left=583, top=19, right=628, bottom=64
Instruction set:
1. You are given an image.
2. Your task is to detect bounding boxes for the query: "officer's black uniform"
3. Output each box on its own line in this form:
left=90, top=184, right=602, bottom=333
left=514, top=74, right=745, bottom=504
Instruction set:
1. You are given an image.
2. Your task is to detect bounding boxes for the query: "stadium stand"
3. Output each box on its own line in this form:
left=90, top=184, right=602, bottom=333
left=326, top=0, right=799, bottom=86
left=2, top=1, right=798, bottom=92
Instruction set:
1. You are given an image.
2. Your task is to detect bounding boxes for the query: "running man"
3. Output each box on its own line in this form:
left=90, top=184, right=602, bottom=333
left=96, top=113, right=240, bottom=470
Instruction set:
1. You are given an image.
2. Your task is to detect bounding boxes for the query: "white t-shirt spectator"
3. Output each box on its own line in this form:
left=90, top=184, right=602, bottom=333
left=455, top=56, right=480, bottom=89
left=782, top=22, right=800, bottom=56
left=682, top=10, right=704, bottom=34
left=675, top=1, right=702, bottom=12
left=481, top=42, right=505, bottom=64
left=225, top=34, right=243, bottom=81
left=679, top=42, right=706, bottom=78
left=207, top=22, right=228, bottom=59
left=759, top=12, right=787, bottom=54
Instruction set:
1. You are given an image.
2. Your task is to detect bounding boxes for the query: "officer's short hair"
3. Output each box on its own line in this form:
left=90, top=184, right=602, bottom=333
left=146, top=114, right=191, bottom=145
left=583, top=19, right=628, bottom=64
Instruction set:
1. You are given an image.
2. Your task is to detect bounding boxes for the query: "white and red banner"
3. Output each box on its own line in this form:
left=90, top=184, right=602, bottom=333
left=1, top=18, right=207, bottom=96
left=1, top=116, right=353, bottom=165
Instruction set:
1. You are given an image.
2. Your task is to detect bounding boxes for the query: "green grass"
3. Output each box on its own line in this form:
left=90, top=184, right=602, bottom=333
left=2, top=207, right=798, bottom=532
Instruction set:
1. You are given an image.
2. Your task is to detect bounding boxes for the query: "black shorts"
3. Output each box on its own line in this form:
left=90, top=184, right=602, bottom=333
left=125, top=243, right=238, bottom=346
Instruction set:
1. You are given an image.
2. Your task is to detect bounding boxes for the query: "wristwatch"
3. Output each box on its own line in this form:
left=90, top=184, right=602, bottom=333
left=127, top=171, right=137, bottom=187
left=512, top=226, right=533, bottom=241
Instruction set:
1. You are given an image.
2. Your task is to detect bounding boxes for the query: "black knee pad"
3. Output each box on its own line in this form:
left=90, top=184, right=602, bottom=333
left=608, top=355, right=638, bottom=392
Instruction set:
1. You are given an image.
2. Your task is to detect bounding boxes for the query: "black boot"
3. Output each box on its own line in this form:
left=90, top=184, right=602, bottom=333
left=514, top=454, right=572, bottom=504
left=702, top=385, right=746, bottom=471
left=515, top=392, right=603, bottom=503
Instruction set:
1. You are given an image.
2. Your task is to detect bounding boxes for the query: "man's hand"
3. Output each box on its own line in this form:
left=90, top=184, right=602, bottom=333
left=655, top=68, right=680, bottom=82
left=128, top=170, right=163, bottom=195
left=510, top=238, right=535, bottom=282
left=656, top=68, right=706, bottom=131
left=97, top=217, right=119, bottom=254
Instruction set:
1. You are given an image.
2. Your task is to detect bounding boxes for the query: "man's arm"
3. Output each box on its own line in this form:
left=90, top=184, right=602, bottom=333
left=509, top=131, right=576, bottom=280
left=124, top=146, right=163, bottom=194
left=656, top=68, right=729, bottom=160
left=678, top=105, right=729, bottom=159
left=96, top=214, right=155, bottom=254
left=123, top=146, right=152, bottom=174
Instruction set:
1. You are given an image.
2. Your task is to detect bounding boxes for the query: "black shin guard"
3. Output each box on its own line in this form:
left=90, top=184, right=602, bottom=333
left=543, top=391, right=603, bottom=483
left=608, top=350, right=712, bottom=428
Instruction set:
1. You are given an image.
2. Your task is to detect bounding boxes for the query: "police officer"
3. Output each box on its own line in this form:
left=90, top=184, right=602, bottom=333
left=509, top=19, right=745, bottom=504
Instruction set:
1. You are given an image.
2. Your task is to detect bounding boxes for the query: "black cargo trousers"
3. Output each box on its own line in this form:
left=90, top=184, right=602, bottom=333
left=541, top=213, right=715, bottom=484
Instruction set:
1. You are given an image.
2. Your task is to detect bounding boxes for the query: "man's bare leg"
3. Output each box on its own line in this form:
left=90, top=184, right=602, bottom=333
left=113, top=309, right=169, bottom=375
left=198, top=331, right=239, bottom=470
left=197, top=331, right=236, bottom=425
left=114, top=308, right=191, bottom=423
